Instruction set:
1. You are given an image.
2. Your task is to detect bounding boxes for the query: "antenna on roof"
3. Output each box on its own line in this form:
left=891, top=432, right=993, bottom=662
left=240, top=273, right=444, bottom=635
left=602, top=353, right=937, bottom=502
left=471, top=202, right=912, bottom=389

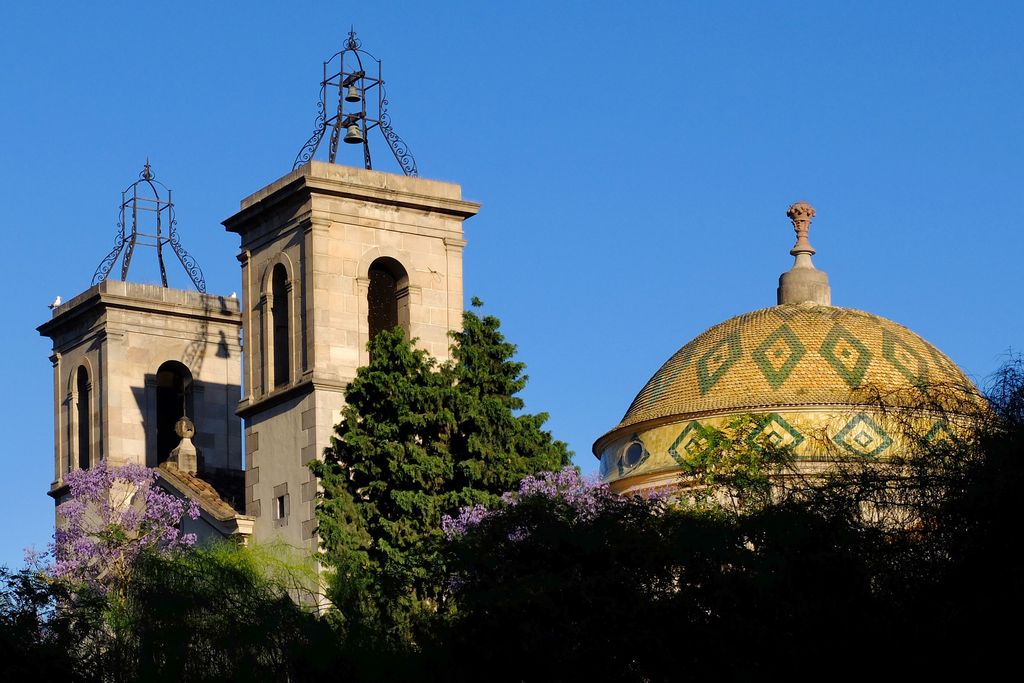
left=292, top=29, right=418, bottom=176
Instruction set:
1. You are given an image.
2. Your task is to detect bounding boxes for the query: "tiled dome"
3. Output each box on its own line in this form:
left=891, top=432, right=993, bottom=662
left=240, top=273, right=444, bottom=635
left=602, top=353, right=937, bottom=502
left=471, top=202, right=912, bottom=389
left=592, top=202, right=981, bottom=493
left=599, top=302, right=975, bottom=445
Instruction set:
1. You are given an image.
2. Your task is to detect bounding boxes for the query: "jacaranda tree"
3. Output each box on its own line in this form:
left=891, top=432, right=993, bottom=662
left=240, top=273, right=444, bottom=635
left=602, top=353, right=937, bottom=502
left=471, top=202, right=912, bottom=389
left=52, top=460, right=200, bottom=593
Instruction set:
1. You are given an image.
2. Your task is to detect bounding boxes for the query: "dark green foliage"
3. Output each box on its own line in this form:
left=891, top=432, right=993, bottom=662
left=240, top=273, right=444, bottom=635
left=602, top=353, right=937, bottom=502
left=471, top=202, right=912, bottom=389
left=111, top=545, right=338, bottom=682
left=0, top=565, right=107, bottom=682
left=448, top=298, right=571, bottom=498
left=439, top=492, right=888, bottom=682
left=429, top=363, right=1024, bottom=682
left=310, top=302, right=571, bottom=648
left=1, top=543, right=341, bottom=682
left=310, top=326, right=455, bottom=646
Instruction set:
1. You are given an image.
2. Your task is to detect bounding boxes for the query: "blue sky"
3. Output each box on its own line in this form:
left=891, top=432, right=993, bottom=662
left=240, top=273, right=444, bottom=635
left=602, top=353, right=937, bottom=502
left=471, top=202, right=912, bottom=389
left=2, top=1, right=1022, bottom=567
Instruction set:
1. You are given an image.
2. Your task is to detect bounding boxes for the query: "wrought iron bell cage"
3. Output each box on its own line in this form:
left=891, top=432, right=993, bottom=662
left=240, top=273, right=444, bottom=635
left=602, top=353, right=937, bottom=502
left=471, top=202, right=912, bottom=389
left=91, top=161, right=206, bottom=292
left=293, top=30, right=418, bottom=176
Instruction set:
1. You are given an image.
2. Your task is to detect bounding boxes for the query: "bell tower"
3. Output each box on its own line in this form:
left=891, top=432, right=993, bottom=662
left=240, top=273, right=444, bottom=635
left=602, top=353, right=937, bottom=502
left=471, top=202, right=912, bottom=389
left=39, top=163, right=247, bottom=539
left=224, top=33, right=479, bottom=549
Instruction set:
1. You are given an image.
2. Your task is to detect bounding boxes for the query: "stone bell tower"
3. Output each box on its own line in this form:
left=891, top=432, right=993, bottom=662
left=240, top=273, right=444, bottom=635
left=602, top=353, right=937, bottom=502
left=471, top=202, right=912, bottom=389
left=224, top=33, right=479, bottom=549
left=38, top=163, right=249, bottom=540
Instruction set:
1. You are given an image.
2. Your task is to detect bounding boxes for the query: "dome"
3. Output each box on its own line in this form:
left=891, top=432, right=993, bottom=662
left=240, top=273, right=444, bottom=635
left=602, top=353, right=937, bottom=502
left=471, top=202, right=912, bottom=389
left=610, top=303, right=974, bottom=436
left=593, top=303, right=978, bottom=491
left=592, top=202, right=981, bottom=492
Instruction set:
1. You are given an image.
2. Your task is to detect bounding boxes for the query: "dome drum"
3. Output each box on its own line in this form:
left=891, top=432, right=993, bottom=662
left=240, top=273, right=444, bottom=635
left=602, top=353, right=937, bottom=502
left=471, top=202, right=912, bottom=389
left=597, top=407, right=971, bottom=492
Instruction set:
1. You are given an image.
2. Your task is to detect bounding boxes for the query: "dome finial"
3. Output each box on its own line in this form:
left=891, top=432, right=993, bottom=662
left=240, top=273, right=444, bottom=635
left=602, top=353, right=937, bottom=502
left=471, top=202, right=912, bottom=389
left=786, top=200, right=816, bottom=256
left=778, top=200, right=831, bottom=306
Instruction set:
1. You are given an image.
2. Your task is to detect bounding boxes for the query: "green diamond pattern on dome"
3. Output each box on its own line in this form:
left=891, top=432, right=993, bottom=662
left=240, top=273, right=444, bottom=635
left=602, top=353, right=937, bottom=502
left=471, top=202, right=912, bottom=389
left=924, top=420, right=957, bottom=446
left=644, top=345, right=699, bottom=405
left=696, top=332, right=742, bottom=395
left=752, top=324, right=805, bottom=389
left=820, top=324, right=872, bottom=388
left=668, top=420, right=712, bottom=466
left=834, top=413, right=892, bottom=457
left=746, top=413, right=805, bottom=452
left=883, top=328, right=929, bottom=389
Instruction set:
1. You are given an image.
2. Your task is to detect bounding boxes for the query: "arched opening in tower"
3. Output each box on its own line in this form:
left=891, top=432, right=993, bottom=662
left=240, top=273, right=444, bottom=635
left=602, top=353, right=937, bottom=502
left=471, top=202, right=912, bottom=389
left=271, top=264, right=290, bottom=387
left=367, top=257, right=410, bottom=342
left=75, top=365, right=90, bottom=470
left=156, top=360, right=194, bottom=464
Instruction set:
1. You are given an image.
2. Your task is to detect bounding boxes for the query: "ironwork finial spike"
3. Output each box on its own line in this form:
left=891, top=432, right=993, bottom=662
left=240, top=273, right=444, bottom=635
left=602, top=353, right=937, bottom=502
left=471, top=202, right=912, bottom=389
left=141, top=158, right=153, bottom=181
left=346, top=28, right=360, bottom=50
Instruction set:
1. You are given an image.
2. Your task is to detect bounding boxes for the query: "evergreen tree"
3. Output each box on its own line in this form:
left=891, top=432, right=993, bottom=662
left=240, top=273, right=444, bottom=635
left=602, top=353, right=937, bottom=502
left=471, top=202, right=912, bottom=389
left=309, top=301, right=571, bottom=646
left=309, top=327, right=452, bottom=640
left=448, top=298, right=572, bottom=500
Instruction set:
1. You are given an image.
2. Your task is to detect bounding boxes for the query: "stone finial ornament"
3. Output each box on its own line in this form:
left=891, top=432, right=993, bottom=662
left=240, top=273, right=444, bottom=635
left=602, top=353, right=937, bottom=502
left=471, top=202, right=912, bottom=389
left=786, top=201, right=817, bottom=256
left=170, top=416, right=199, bottom=474
left=778, top=200, right=831, bottom=306
left=175, top=416, right=196, bottom=439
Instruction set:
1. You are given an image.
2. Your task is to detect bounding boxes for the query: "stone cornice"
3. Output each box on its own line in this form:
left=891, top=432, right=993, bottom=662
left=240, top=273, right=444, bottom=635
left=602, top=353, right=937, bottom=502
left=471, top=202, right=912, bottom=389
left=39, top=281, right=241, bottom=338
left=236, top=374, right=349, bottom=419
left=223, top=162, right=480, bottom=235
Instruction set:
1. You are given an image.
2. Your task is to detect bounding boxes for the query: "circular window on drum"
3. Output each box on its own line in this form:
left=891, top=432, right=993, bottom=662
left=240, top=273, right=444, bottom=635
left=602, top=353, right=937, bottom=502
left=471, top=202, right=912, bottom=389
left=621, top=437, right=649, bottom=472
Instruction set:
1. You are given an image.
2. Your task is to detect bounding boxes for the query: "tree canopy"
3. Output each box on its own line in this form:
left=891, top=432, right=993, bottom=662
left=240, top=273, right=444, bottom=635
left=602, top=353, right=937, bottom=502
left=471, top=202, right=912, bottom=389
left=309, top=300, right=572, bottom=645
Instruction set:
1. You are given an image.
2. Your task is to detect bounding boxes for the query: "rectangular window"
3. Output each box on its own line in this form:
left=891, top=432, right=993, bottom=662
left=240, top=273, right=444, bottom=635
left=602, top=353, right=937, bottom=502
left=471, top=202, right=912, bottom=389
left=273, top=482, right=289, bottom=527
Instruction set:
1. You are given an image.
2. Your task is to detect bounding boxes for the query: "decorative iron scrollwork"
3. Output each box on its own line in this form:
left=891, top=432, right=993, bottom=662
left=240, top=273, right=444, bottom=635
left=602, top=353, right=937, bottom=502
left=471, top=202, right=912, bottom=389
left=379, top=87, right=418, bottom=177
left=292, top=31, right=419, bottom=176
left=91, top=225, right=125, bottom=286
left=90, top=162, right=206, bottom=293
left=169, top=226, right=207, bottom=293
left=292, top=94, right=327, bottom=171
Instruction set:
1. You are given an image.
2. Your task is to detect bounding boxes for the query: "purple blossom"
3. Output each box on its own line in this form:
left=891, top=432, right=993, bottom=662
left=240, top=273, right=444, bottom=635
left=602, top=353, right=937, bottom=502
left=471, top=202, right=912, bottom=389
left=442, top=467, right=616, bottom=540
left=50, top=460, right=200, bottom=591
left=503, top=467, right=615, bottom=520
left=442, top=504, right=493, bottom=540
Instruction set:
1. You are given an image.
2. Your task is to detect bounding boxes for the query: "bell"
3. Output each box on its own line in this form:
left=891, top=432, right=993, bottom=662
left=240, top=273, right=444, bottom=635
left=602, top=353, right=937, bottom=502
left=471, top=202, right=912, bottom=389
left=343, top=123, right=364, bottom=144
left=345, top=84, right=361, bottom=102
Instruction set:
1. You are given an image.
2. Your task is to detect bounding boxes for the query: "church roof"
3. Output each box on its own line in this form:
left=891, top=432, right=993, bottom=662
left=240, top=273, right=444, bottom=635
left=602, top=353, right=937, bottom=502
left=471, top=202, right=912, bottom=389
left=158, top=462, right=246, bottom=523
left=608, top=302, right=976, bottom=442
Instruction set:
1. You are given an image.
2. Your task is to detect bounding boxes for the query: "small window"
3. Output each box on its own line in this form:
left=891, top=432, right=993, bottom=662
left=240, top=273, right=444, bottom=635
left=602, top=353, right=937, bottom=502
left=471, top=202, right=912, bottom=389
left=624, top=441, right=645, bottom=468
left=276, top=495, right=286, bottom=519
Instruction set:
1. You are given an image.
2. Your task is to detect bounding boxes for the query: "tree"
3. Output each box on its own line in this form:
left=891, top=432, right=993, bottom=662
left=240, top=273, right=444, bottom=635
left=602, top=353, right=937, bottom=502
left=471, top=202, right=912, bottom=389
left=448, top=298, right=571, bottom=499
left=2, top=543, right=340, bottom=683
left=431, top=362, right=1024, bottom=682
left=310, top=326, right=453, bottom=646
left=51, top=460, right=200, bottom=593
left=438, top=469, right=742, bottom=683
left=309, top=301, right=571, bottom=650
left=109, top=543, right=338, bottom=682
left=0, top=561, right=107, bottom=682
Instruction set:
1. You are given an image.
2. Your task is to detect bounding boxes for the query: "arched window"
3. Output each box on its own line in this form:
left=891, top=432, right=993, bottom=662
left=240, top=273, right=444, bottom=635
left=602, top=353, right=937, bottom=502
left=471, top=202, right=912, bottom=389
left=75, top=365, right=90, bottom=470
left=156, top=361, right=193, bottom=464
left=367, top=257, right=409, bottom=340
left=271, top=264, right=290, bottom=387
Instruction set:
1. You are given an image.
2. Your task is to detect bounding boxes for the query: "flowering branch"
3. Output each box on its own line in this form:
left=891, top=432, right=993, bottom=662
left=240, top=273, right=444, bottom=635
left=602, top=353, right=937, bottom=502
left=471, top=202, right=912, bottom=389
left=51, top=461, right=200, bottom=591
left=442, top=467, right=616, bottom=539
